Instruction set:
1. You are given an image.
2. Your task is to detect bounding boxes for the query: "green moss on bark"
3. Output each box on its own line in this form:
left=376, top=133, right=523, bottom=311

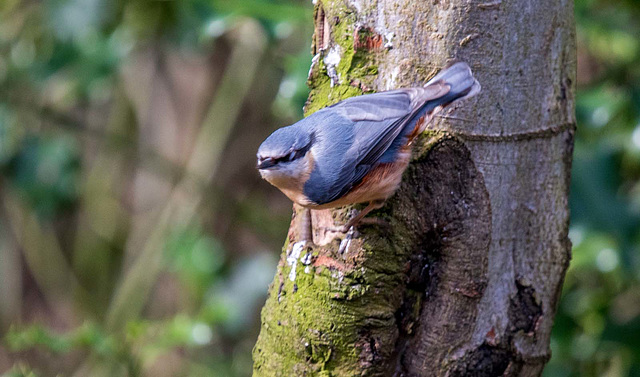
left=252, top=134, right=457, bottom=377
left=304, top=0, right=379, bottom=116
left=253, top=1, right=493, bottom=375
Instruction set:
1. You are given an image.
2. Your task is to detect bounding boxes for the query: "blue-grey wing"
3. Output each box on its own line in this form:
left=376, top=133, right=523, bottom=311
left=306, top=85, right=449, bottom=204
left=306, top=62, right=479, bottom=205
left=328, top=85, right=449, bottom=167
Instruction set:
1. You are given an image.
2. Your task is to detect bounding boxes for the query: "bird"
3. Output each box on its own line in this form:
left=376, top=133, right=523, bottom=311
left=257, top=62, right=480, bottom=243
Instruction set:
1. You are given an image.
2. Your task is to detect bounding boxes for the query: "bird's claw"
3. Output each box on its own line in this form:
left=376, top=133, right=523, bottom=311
left=320, top=214, right=388, bottom=235
left=320, top=224, right=351, bottom=235
left=356, top=217, right=391, bottom=229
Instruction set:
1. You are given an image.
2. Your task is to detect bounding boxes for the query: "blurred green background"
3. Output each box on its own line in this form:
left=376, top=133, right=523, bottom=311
left=0, top=0, right=638, bottom=376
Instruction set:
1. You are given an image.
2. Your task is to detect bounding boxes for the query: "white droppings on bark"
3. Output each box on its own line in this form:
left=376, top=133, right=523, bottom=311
left=307, top=53, right=321, bottom=80
left=324, top=45, right=342, bottom=87
left=301, top=252, right=313, bottom=265
left=338, top=228, right=356, bottom=254
left=387, top=66, right=401, bottom=90
left=384, top=32, right=394, bottom=49
left=338, top=237, right=351, bottom=254
left=302, top=253, right=313, bottom=275
left=287, top=241, right=306, bottom=282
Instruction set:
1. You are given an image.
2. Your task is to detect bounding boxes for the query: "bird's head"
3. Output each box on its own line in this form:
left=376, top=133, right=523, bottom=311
left=257, top=126, right=315, bottom=189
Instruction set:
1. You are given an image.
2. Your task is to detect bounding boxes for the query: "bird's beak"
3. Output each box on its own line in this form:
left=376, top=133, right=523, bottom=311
left=257, top=157, right=276, bottom=170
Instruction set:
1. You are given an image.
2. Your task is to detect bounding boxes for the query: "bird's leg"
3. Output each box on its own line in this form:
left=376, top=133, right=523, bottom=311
left=339, top=199, right=386, bottom=232
left=300, top=207, right=314, bottom=245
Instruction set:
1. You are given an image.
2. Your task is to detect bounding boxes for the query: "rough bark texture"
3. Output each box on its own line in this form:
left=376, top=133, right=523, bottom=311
left=253, top=0, right=575, bottom=376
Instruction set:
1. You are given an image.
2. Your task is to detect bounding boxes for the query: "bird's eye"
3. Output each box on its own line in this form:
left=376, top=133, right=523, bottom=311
left=287, top=151, right=296, bottom=161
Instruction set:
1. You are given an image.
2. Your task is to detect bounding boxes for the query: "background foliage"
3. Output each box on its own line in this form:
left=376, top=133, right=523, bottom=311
left=545, top=1, right=640, bottom=376
left=0, top=0, right=638, bottom=376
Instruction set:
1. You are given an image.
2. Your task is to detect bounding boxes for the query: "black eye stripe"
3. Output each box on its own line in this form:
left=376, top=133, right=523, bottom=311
left=270, top=136, right=314, bottom=165
left=272, top=153, right=293, bottom=164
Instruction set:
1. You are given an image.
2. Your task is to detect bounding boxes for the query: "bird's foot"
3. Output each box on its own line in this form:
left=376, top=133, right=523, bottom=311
left=321, top=200, right=390, bottom=235
left=355, top=216, right=391, bottom=229
left=321, top=217, right=390, bottom=235
left=340, top=199, right=387, bottom=231
left=320, top=224, right=350, bottom=235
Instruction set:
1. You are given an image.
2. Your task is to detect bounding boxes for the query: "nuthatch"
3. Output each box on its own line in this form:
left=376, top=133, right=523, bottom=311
left=257, top=62, right=480, bottom=241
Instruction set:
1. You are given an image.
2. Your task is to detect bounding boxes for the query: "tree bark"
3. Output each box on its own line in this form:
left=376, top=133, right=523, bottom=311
left=253, top=0, right=575, bottom=376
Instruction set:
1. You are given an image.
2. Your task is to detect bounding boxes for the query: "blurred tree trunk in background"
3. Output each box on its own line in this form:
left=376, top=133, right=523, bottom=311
left=253, top=0, right=575, bottom=375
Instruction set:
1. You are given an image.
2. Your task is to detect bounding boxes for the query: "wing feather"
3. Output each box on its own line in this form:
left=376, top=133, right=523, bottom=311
left=308, top=84, right=450, bottom=204
left=305, top=62, right=479, bottom=205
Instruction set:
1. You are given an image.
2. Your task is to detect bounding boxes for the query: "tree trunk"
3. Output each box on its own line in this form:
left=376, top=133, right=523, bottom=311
left=253, top=0, right=575, bottom=376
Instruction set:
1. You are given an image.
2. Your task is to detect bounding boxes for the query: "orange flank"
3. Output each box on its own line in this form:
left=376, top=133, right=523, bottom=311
left=310, top=150, right=411, bottom=209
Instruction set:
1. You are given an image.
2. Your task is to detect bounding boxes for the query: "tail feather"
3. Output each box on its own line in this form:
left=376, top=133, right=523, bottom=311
left=408, top=62, right=480, bottom=135
left=426, top=61, right=481, bottom=101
